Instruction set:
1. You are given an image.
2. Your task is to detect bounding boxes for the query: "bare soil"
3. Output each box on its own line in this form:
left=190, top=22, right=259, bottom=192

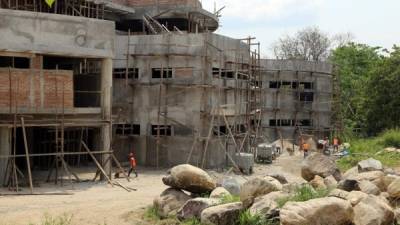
left=0, top=151, right=304, bottom=225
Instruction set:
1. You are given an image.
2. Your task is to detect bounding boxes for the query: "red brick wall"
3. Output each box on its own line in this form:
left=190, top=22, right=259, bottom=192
left=0, top=68, right=74, bottom=110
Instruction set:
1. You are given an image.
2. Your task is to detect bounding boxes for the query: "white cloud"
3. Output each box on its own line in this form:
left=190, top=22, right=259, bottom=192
left=201, top=0, right=325, bottom=21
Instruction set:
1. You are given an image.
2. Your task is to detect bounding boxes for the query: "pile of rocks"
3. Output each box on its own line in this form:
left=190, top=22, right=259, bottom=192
left=152, top=154, right=400, bottom=225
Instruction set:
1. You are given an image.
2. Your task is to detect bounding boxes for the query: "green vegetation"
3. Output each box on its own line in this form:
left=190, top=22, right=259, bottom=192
left=144, top=206, right=161, bottom=221
left=237, top=210, right=278, bottom=225
left=276, top=185, right=331, bottom=208
left=29, top=214, right=73, bottom=225
left=331, top=44, right=400, bottom=137
left=219, top=194, right=241, bottom=204
left=337, top=129, right=400, bottom=171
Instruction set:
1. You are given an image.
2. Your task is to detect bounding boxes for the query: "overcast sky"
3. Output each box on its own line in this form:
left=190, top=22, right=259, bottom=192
left=201, top=0, right=400, bottom=58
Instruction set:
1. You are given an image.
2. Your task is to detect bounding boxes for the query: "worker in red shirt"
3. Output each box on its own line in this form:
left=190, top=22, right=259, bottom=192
left=128, top=152, right=138, bottom=177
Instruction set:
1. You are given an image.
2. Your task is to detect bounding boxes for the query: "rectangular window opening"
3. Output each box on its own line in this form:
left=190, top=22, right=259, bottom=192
left=151, top=125, right=172, bottom=136
left=115, top=124, right=140, bottom=136
left=152, top=68, right=173, bottom=79
left=299, top=92, right=314, bottom=102
left=0, top=56, right=30, bottom=69
left=113, top=68, right=139, bottom=79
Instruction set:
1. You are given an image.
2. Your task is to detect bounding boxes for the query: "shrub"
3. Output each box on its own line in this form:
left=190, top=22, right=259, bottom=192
left=144, top=206, right=160, bottom=221
left=237, top=210, right=278, bottom=225
left=219, top=194, right=241, bottom=204
left=276, top=185, right=330, bottom=208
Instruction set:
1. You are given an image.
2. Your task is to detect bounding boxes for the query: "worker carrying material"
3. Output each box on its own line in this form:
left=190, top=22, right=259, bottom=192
left=128, top=152, right=138, bottom=177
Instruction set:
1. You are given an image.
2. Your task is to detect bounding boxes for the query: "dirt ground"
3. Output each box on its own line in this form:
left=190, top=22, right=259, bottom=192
left=0, top=151, right=304, bottom=225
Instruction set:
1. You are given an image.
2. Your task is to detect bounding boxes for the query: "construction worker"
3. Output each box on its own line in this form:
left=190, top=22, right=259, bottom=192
left=128, top=152, right=138, bottom=177
left=333, top=137, right=340, bottom=152
left=303, top=141, right=310, bottom=158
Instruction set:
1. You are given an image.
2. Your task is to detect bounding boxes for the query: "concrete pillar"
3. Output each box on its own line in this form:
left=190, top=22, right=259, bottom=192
left=101, top=58, right=112, bottom=178
left=0, top=128, right=11, bottom=183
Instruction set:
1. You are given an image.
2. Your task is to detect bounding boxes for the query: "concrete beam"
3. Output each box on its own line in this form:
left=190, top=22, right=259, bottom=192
left=0, top=9, right=115, bottom=58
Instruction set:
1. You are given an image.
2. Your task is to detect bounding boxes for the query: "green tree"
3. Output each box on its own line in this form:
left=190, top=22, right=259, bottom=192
left=330, top=43, right=382, bottom=136
left=363, top=46, right=400, bottom=134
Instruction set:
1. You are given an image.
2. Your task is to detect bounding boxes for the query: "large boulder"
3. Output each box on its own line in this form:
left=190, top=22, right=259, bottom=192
left=249, top=191, right=288, bottom=219
left=301, top=153, right=341, bottom=181
left=240, top=177, right=282, bottom=208
left=280, top=197, right=353, bottom=225
left=346, top=191, right=368, bottom=206
left=162, top=164, right=216, bottom=194
left=353, top=195, right=394, bottom=225
left=358, top=158, right=383, bottom=172
left=351, top=171, right=385, bottom=182
left=343, top=166, right=359, bottom=179
left=200, top=202, right=243, bottom=225
left=387, top=178, right=400, bottom=198
left=359, top=180, right=381, bottom=195
left=338, top=179, right=361, bottom=192
left=324, top=175, right=338, bottom=188
left=266, top=173, right=288, bottom=184
left=177, top=198, right=221, bottom=221
left=309, top=175, right=327, bottom=189
left=210, top=187, right=231, bottom=199
left=383, top=175, right=400, bottom=192
left=217, top=176, right=241, bottom=196
left=153, top=188, right=192, bottom=218
left=394, top=208, right=400, bottom=224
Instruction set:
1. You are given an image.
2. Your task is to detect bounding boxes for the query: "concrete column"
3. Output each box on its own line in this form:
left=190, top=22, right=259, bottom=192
left=101, top=58, right=112, bottom=178
left=0, top=128, right=11, bottom=183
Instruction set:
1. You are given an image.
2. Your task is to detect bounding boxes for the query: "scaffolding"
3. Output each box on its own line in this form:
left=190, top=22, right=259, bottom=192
left=0, top=57, right=129, bottom=194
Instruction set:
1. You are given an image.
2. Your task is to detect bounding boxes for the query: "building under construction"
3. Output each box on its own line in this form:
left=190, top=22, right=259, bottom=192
left=0, top=0, right=334, bottom=191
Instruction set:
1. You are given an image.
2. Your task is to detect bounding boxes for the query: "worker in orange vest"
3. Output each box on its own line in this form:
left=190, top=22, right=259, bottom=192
left=333, top=137, right=340, bottom=152
left=128, top=152, right=138, bottom=177
left=303, top=142, right=310, bottom=158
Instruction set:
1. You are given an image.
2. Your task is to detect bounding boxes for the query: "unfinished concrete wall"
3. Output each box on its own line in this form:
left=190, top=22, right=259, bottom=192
left=260, top=59, right=333, bottom=142
left=112, top=33, right=251, bottom=168
left=0, top=8, right=115, bottom=58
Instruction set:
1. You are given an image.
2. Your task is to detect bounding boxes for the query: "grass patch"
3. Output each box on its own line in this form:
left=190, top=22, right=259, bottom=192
left=29, top=213, right=73, bottom=225
left=237, top=210, right=278, bottom=225
left=276, top=185, right=330, bottom=208
left=337, top=129, right=400, bottom=171
left=181, top=218, right=202, bottom=225
left=144, top=206, right=161, bottom=221
left=219, top=194, right=241, bottom=204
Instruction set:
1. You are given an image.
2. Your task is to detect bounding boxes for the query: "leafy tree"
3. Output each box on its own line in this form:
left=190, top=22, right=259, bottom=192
left=363, top=46, right=400, bottom=134
left=330, top=43, right=382, bottom=135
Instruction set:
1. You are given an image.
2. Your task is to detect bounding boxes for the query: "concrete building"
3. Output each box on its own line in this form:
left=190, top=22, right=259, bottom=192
left=0, top=2, right=116, bottom=186
left=111, top=1, right=262, bottom=169
left=260, top=59, right=334, bottom=143
left=0, top=0, right=334, bottom=190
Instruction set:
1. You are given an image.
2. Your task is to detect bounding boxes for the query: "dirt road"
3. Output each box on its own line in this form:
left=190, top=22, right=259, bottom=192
left=0, top=152, right=304, bottom=225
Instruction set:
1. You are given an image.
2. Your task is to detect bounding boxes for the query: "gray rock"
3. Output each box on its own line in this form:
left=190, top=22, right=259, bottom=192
left=358, top=158, right=383, bottom=172
left=249, top=191, right=288, bottom=219
left=153, top=188, right=192, bottom=218
left=388, top=178, right=400, bottom=198
left=301, top=153, right=341, bottom=181
left=201, top=202, right=243, bottom=225
left=266, top=173, right=288, bottom=184
left=218, top=176, right=241, bottom=196
left=280, top=197, right=353, bottom=225
left=240, top=177, right=282, bottom=208
left=210, top=187, right=231, bottom=199
left=177, top=197, right=221, bottom=221
left=324, top=175, right=338, bottom=188
left=359, top=180, right=381, bottom=195
left=162, top=164, right=216, bottom=194
left=353, top=195, right=394, bottom=225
